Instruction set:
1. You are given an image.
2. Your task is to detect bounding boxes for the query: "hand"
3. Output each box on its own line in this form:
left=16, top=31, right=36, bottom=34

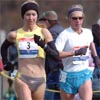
left=34, top=34, right=45, bottom=48
left=75, top=47, right=87, bottom=56
left=3, top=62, right=14, bottom=71
left=94, top=56, right=100, bottom=68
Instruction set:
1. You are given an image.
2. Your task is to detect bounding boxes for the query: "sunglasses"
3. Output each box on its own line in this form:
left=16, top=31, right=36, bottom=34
left=39, top=18, right=47, bottom=21
left=71, top=17, right=84, bottom=20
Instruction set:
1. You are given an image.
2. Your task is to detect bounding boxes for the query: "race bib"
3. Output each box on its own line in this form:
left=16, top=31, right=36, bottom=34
left=59, top=70, right=67, bottom=83
left=18, top=38, right=38, bottom=58
left=72, top=55, right=88, bottom=64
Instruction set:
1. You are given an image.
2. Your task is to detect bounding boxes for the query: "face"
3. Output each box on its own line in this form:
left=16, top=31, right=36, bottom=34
left=69, top=11, right=84, bottom=31
left=23, top=10, right=38, bottom=26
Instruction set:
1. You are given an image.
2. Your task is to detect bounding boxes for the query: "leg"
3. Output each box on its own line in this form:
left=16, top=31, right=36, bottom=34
left=60, top=89, right=74, bottom=100
left=74, top=93, right=81, bottom=100
left=14, top=78, right=32, bottom=100
left=79, top=79, right=92, bottom=100
left=31, top=83, right=46, bottom=100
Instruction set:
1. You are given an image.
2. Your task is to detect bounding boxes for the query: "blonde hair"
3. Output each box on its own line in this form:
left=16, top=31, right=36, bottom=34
left=37, top=22, right=47, bottom=28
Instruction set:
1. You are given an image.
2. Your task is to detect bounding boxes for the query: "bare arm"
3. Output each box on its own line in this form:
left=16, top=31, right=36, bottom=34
left=59, top=50, right=74, bottom=58
left=34, top=28, right=59, bottom=60
left=41, top=28, right=53, bottom=43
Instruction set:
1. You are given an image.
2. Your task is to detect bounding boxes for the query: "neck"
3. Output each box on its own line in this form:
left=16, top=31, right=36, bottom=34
left=72, top=27, right=82, bottom=34
left=75, top=29, right=82, bottom=34
left=23, top=24, right=37, bottom=32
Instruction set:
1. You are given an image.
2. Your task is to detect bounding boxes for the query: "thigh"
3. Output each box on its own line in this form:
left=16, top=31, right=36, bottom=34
left=31, top=83, right=46, bottom=100
left=79, top=79, right=93, bottom=100
left=60, top=89, right=74, bottom=100
left=14, top=78, right=32, bottom=100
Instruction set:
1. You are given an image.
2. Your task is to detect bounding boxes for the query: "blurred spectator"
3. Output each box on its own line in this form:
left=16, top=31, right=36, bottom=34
left=39, top=10, right=64, bottom=42
left=92, top=19, right=100, bottom=58
left=97, top=19, right=100, bottom=25
left=8, top=44, right=18, bottom=70
left=39, top=10, right=64, bottom=100
left=3, top=77, right=17, bottom=100
left=3, top=44, right=18, bottom=100
left=92, top=19, right=100, bottom=100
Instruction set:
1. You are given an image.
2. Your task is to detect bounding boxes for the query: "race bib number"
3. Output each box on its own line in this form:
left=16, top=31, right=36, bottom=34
left=18, top=38, right=38, bottom=58
left=59, top=70, right=67, bottom=83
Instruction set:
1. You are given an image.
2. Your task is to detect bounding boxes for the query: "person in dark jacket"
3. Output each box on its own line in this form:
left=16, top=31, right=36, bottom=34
left=39, top=10, right=64, bottom=100
left=92, top=20, right=100, bottom=58
left=92, top=19, right=100, bottom=100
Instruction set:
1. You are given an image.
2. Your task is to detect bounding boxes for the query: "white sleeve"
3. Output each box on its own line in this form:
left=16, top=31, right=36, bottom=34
left=55, top=30, right=68, bottom=51
left=87, top=29, right=93, bottom=43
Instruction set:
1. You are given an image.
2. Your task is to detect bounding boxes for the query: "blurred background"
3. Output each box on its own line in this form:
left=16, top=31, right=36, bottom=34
left=0, top=0, right=100, bottom=45
left=0, top=0, right=100, bottom=100
left=0, top=0, right=100, bottom=31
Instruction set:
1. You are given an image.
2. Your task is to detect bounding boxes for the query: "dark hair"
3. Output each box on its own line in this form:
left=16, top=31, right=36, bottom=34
left=21, top=2, right=39, bottom=18
left=92, top=24, right=100, bottom=46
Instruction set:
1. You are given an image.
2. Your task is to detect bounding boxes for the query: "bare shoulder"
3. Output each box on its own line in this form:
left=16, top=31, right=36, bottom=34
left=41, top=28, right=53, bottom=42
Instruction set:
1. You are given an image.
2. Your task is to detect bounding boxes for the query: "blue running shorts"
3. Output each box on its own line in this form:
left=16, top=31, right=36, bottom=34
left=60, top=69, right=92, bottom=94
